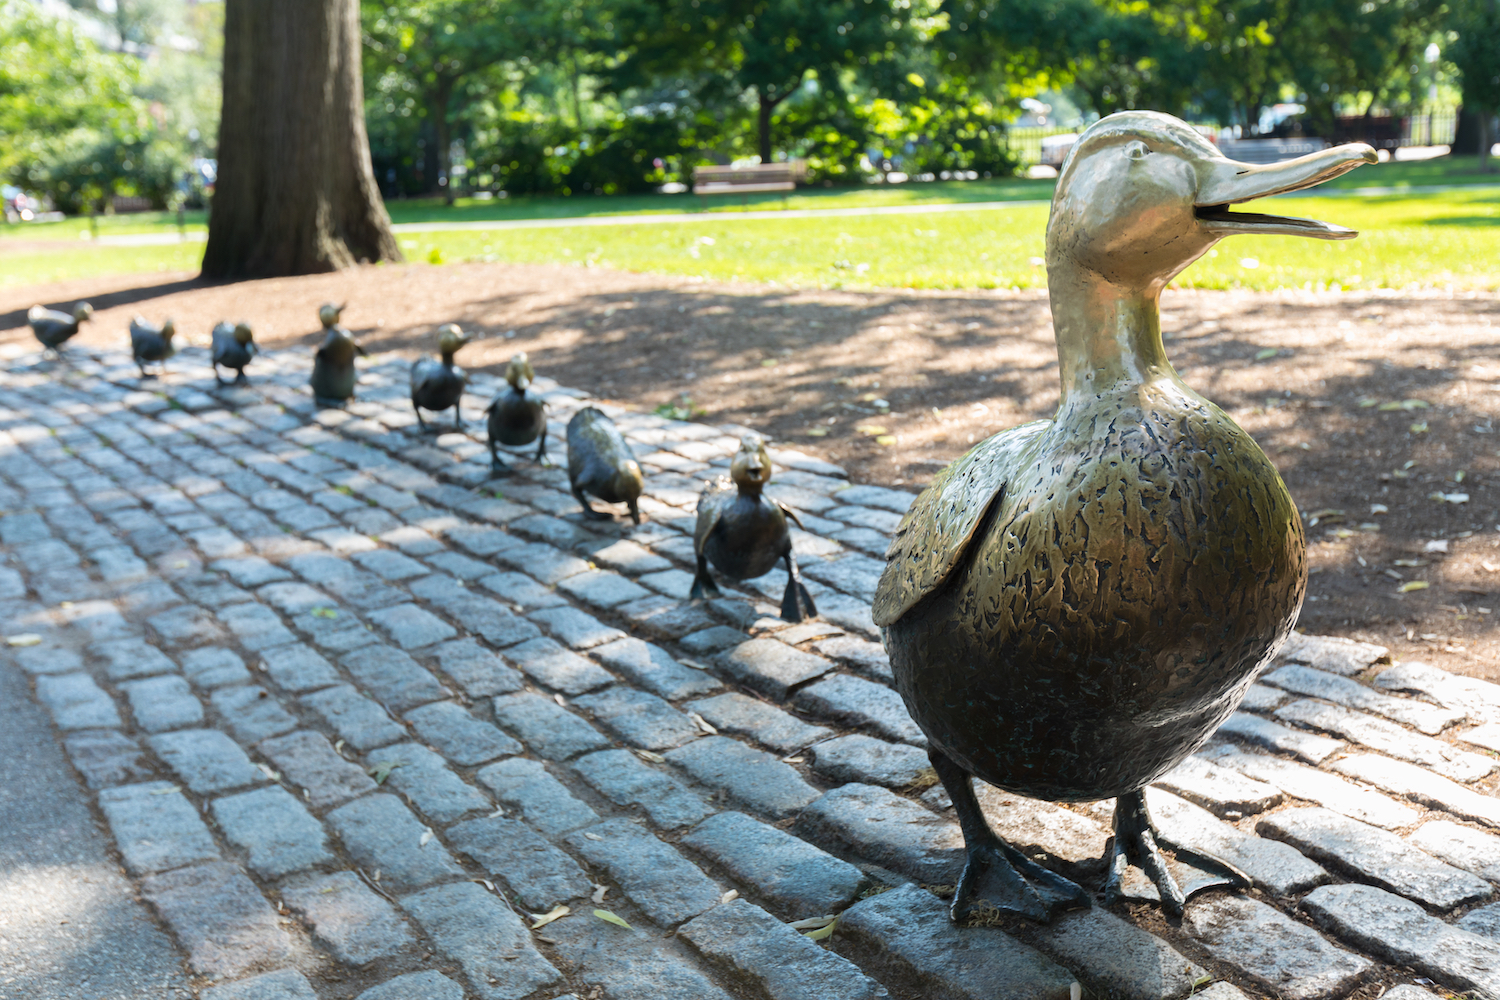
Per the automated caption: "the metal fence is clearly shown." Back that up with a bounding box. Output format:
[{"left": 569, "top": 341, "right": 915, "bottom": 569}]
[{"left": 1005, "top": 126, "right": 1085, "bottom": 166}]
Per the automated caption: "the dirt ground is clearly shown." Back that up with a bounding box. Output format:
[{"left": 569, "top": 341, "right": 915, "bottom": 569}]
[{"left": 6, "top": 261, "right": 1500, "bottom": 683}]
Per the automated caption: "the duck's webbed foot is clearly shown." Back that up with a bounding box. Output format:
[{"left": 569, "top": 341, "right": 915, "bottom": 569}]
[
  {"left": 574, "top": 488, "right": 613, "bottom": 520},
  {"left": 234, "top": 370, "right": 249, "bottom": 385},
  {"left": 931, "top": 749, "right": 1089, "bottom": 924},
  {"left": 690, "top": 556, "right": 721, "bottom": 600},
  {"left": 779, "top": 552, "right": 817, "bottom": 622},
  {"left": 1104, "top": 790, "right": 1247, "bottom": 917}
]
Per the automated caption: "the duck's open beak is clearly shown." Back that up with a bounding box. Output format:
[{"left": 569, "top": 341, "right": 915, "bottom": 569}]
[{"left": 1194, "top": 142, "right": 1377, "bottom": 240}]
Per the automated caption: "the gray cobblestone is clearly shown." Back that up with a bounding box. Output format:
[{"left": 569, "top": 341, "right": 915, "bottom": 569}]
[
  {"left": 1276, "top": 632, "right": 1389, "bottom": 676},
  {"left": 1407, "top": 820, "right": 1500, "bottom": 882},
  {"left": 201, "top": 969, "right": 318, "bottom": 1000},
  {"left": 448, "top": 815, "right": 592, "bottom": 910},
  {"left": 178, "top": 646, "right": 253, "bottom": 689},
  {"left": 12, "top": 643, "right": 81, "bottom": 675},
  {"left": 477, "top": 570, "right": 567, "bottom": 610},
  {"left": 528, "top": 605, "right": 626, "bottom": 649},
  {"left": 574, "top": 749, "right": 709, "bottom": 829},
  {"left": 678, "top": 626, "right": 750, "bottom": 655},
  {"left": 258, "top": 580, "right": 338, "bottom": 616},
  {"left": 1208, "top": 746, "right": 1418, "bottom": 829},
  {"left": 566, "top": 818, "right": 721, "bottom": 925},
  {"left": 1262, "top": 664, "right": 1464, "bottom": 734},
  {"left": 406, "top": 700, "right": 521, "bottom": 764},
  {"left": 210, "top": 684, "right": 299, "bottom": 743},
  {"left": 412, "top": 580, "right": 547, "bottom": 647},
  {"left": 427, "top": 637, "right": 524, "bottom": 697},
  {"left": 120, "top": 673, "right": 203, "bottom": 732},
  {"left": 505, "top": 637, "right": 615, "bottom": 694},
  {"left": 149, "top": 727, "right": 265, "bottom": 792},
  {"left": 492, "top": 691, "right": 610, "bottom": 759},
  {"left": 35, "top": 672, "right": 121, "bottom": 728},
  {"left": 681, "top": 811, "right": 869, "bottom": 919},
  {"left": 63, "top": 728, "right": 154, "bottom": 787},
  {"left": 592, "top": 638, "right": 720, "bottom": 700},
  {"left": 400, "top": 881, "right": 563, "bottom": 1000},
  {"left": 1144, "top": 789, "right": 1330, "bottom": 896},
  {"left": 718, "top": 639, "right": 833, "bottom": 700},
  {"left": 547, "top": 917, "right": 734, "bottom": 1000},
  {"left": 356, "top": 972, "right": 464, "bottom": 1000},
  {"left": 810, "top": 734, "right": 931, "bottom": 788},
  {"left": 666, "top": 736, "right": 820, "bottom": 819},
  {"left": 808, "top": 635, "right": 894, "bottom": 684},
  {"left": 327, "top": 793, "right": 465, "bottom": 891},
  {"left": 258, "top": 730, "right": 376, "bottom": 808},
  {"left": 794, "top": 673, "right": 925, "bottom": 746},
  {"left": 476, "top": 756, "right": 598, "bottom": 835},
  {"left": 341, "top": 643, "right": 450, "bottom": 710},
  {"left": 281, "top": 871, "right": 418, "bottom": 966},
  {"left": 617, "top": 594, "right": 718, "bottom": 639},
  {"left": 217, "top": 601, "right": 298, "bottom": 651},
  {"left": 141, "top": 861, "right": 294, "bottom": 978},
  {"left": 1329, "top": 752, "right": 1500, "bottom": 829},
  {"left": 575, "top": 686, "right": 701, "bottom": 750},
  {"left": 1276, "top": 699, "right": 1495, "bottom": 782},
  {"left": 212, "top": 784, "right": 334, "bottom": 877},
  {"left": 291, "top": 607, "right": 378, "bottom": 652},
  {"left": 683, "top": 692, "right": 834, "bottom": 754},
  {"left": 1182, "top": 895, "right": 1367, "bottom": 1000},
  {"left": 795, "top": 783, "right": 962, "bottom": 884},
  {"left": 99, "top": 780, "right": 220, "bottom": 873},
  {"left": 300, "top": 683, "right": 407, "bottom": 749},
  {"left": 681, "top": 898, "right": 883, "bottom": 1000},
  {"left": 90, "top": 637, "right": 177, "bottom": 679},
  {"left": 367, "top": 742, "right": 492, "bottom": 823},
  {"left": 1152, "top": 755, "right": 1283, "bottom": 819},
  {"left": 375, "top": 601, "right": 458, "bottom": 649},
  {"left": 1375, "top": 659, "right": 1500, "bottom": 723}
]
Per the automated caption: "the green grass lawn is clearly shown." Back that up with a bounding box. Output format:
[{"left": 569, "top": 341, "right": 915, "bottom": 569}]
[{"left": 3, "top": 157, "right": 1496, "bottom": 291}]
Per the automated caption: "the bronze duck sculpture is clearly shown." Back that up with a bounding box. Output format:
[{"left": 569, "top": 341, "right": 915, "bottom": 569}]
[
  {"left": 691, "top": 435, "right": 817, "bottom": 622},
  {"left": 567, "top": 406, "right": 643, "bottom": 524},
  {"left": 29, "top": 302, "right": 92, "bottom": 355},
  {"left": 410, "top": 323, "right": 470, "bottom": 431},
  {"left": 309, "top": 302, "right": 365, "bottom": 407},
  {"left": 211, "top": 321, "right": 257, "bottom": 385},
  {"left": 486, "top": 352, "right": 548, "bottom": 474},
  {"left": 873, "top": 111, "right": 1375, "bottom": 923},
  {"left": 129, "top": 316, "right": 176, "bottom": 378}
]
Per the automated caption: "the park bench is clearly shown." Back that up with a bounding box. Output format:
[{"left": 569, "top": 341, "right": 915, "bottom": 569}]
[{"left": 692, "top": 160, "right": 808, "bottom": 202}]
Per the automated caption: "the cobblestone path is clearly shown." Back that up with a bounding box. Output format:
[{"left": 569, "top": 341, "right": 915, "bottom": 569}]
[{"left": 2, "top": 341, "right": 1499, "bottom": 1000}]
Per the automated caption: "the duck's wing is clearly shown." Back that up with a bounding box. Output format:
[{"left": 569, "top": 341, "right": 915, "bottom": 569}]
[
  {"left": 693, "top": 477, "right": 733, "bottom": 555},
  {"left": 773, "top": 500, "right": 805, "bottom": 530},
  {"left": 872, "top": 419, "right": 1049, "bottom": 627}
]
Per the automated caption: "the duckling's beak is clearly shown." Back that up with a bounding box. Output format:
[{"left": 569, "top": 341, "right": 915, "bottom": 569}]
[{"left": 1194, "top": 142, "right": 1377, "bottom": 240}]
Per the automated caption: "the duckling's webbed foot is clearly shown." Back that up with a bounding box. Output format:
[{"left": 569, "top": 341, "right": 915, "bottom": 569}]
[
  {"left": 932, "top": 749, "right": 1089, "bottom": 924},
  {"left": 690, "top": 556, "right": 721, "bottom": 600},
  {"left": 574, "top": 488, "right": 613, "bottom": 520},
  {"left": 779, "top": 552, "right": 817, "bottom": 622},
  {"left": 1103, "top": 790, "right": 1247, "bottom": 917},
  {"left": 535, "top": 428, "right": 549, "bottom": 465}
]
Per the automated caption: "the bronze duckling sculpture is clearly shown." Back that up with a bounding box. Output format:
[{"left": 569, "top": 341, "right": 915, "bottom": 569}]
[
  {"left": 410, "top": 323, "right": 469, "bottom": 431},
  {"left": 691, "top": 435, "right": 817, "bottom": 622},
  {"left": 29, "top": 301, "right": 93, "bottom": 355},
  {"left": 486, "top": 352, "right": 548, "bottom": 474},
  {"left": 873, "top": 111, "right": 1375, "bottom": 924},
  {"left": 567, "top": 406, "right": 643, "bottom": 524},
  {"left": 129, "top": 316, "right": 176, "bottom": 378},
  {"left": 211, "top": 321, "right": 257, "bottom": 385},
  {"left": 309, "top": 302, "right": 365, "bottom": 407}
]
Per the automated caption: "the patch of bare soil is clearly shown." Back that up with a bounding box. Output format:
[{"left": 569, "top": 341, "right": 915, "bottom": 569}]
[{"left": 5, "top": 262, "right": 1500, "bottom": 682}]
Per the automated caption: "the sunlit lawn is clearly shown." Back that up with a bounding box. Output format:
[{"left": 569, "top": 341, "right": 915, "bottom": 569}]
[{"left": 3, "top": 165, "right": 1496, "bottom": 292}]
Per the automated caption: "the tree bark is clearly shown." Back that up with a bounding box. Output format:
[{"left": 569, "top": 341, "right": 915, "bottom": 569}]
[
  {"left": 758, "top": 91, "right": 774, "bottom": 164},
  {"left": 430, "top": 77, "right": 456, "bottom": 204},
  {"left": 202, "top": 0, "right": 402, "bottom": 279}
]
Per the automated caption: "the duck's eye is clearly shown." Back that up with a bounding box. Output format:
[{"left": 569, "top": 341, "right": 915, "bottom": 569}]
[{"left": 1125, "top": 141, "right": 1151, "bottom": 160}]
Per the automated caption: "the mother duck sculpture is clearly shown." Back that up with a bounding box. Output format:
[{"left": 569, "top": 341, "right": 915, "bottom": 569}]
[{"left": 873, "top": 111, "right": 1375, "bottom": 923}]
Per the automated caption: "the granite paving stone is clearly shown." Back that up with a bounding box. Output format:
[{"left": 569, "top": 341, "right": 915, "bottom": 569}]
[
  {"left": 574, "top": 686, "right": 701, "bottom": 750},
  {"left": 680, "top": 811, "right": 870, "bottom": 918},
  {"left": 300, "top": 684, "right": 408, "bottom": 750},
  {"left": 1375, "top": 659, "right": 1500, "bottom": 723},
  {"left": 326, "top": 793, "right": 465, "bottom": 891},
  {"left": 141, "top": 861, "right": 294, "bottom": 978},
  {"left": 1459, "top": 721, "right": 1500, "bottom": 752},
  {"left": 1183, "top": 895, "right": 1372, "bottom": 1000},
  {"left": 374, "top": 601, "right": 458, "bottom": 649},
  {"left": 556, "top": 569, "right": 652, "bottom": 608},
  {"left": 477, "top": 570, "right": 568, "bottom": 610},
  {"left": 836, "top": 883, "right": 1075, "bottom": 1000},
  {"left": 490, "top": 540, "right": 593, "bottom": 584},
  {"left": 617, "top": 594, "right": 719, "bottom": 639},
  {"left": 210, "top": 684, "right": 300, "bottom": 743},
  {"left": 1027, "top": 905, "right": 1209, "bottom": 1000},
  {"left": 200, "top": 969, "right": 318, "bottom": 1000},
  {"left": 35, "top": 671, "right": 122, "bottom": 729},
  {"left": 665, "top": 736, "right": 821, "bottom": 818},
  {"left": 62, "top": 728, "right": 155, "bottom": 787},
  {"left": 291, "top": 608, "right": 379, "bottom": 652},
  {"left": 810, "top": 734, "right": 933, "bottom": 788},
  {"left": 808, "top": 634, "right": 894, "bottom": 684},
  {"left": 98, "top": 781, "right": 221, "bottom": 874},
  {"left": 684, "top": 692, "right": 834, "bottom": 753},
  {"left": 1213, "top": 712, "right": 1345, "bottom": 764},
  {"left": 1207, "top": 746, "right": 1419, "bottom": 829},
  {"left": 587, "top": 539, "right": 672, "bottom": 575},
  {"left": 1275, "top": 632, "right": 1390, "bottom": 676},
  {"left": 258, "top": 642, "right": 342, "bottom": 692},
  {"left": 795, "top": 783, "right": 963, "bottom": 885},
  {"left": 1261, "top": 664, "right": 1465, "bottom": 734},
  {"left": 355, "top": 972, "right": 465, "bottom": 1000},
  {"left": 281, "top": 871, "right": 418, "bottom": 966},
  {"left": 680, "top": 898, "right": 883, "bottom": 1000},
  {"left": 1406, "top": 820, "right": 1500, "bottom": 882},
  {"left": 718, "top": 639, "right": 834, "bottom": 700},
  {"left": 366, "top": 742, "right": 492, "bottom": 824},
  {"left": 1275, "top": 699, "right": 1495, "bottom": 782},
  {"left": 147, "top": 603, "right": 228, "bottom": 648},
  {"left": 565, "top": 818, "right": 722, "bottom": 926},
  {"left": 428, "top": 637, "right": 525, "bottom": 697},
  {"left": 1144, "top": 789, "right": 1331, "bottom": 896},
  {"left": 257, "top": 730, "right": 377, "bottom": 808},
  {"left": 178, "top": 646, "right": 253, "bottom": 689},
  {"left": 678, "top": 626, "right": 750, "bottom": 655},
  {"left": 1257, "top": 807, "right": 1492, "bottom": 909},
  {"left": 794, "top": 673, "right": 925, "bottom": 746},
  {"left": 545, "top": 915, "right": 736, "bottom": 1000},
  {"left": 1458, "top": 901, "right": 1500, "bottom": 940},
  {"left": 573, "top": 749, "right": 710, "bottom": 829},
  {"left": 352, "top": 548, "right": 431, "bottom": 580},
  {"left": 212, "top": 555, "right": 292, "bottom": 587},
  {"left": 149, "top": 728, "right": 265, "bottom": 793},
  {"left": 211, "top": 785, "right": 334, "bottom": 877},
  {"left": 591, "top": 637, "right": 720, "bottom": 700},
  {"left": 408, "top": 578, "right": 543, "bottom": 647},
  {"left": 1330, "top": 752, "right": 1500, "bottom": 829},
  {"left": 1302, "top": 883, "right": 1500, "bottom": 998},
  {"left": 1152, "top": 755, "right": 1283, "bottom": 819},
  {"left": 506, "top": 636, "right": 616, "bottom": 694},
  {"left": 493, "top": 692, "right": 611, "bottom": 759},
  {"left": 405, "top": 700, "right": 522, "bottom": 764},
  {"left": 475, "top": 757, "right": 599, "bottom": 835},
  {"left": 89, "top": 637, "right": 177, "bottom": 679},
  {"left": 400, "top": 882, "right": 563, "bottom": 1000},
  {"left": 340, "top": 643, "right": 450, "bottom": 711},
  {"left": 216, "top": 601, "right": 299, "bottom": 651},
  {"left": 447, "top": 815, "right": 593, "bottom": 910},
  {"left": 528, "top": 604, "right": 626, "bottom": 649}
]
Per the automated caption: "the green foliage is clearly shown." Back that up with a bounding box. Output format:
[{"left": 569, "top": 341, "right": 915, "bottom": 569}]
[{"left": 1448, "top": 0, "right": 1500, "bottom": 112}]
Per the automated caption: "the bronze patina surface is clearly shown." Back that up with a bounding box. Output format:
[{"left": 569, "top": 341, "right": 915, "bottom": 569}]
[
  {"left": 128, "top": 316, "right": 176, "bottom": 378},
  {"left": 210, "top": 321, "right": 257, "bottom": 385},
  {"left": 486, "top": 352, "right": 548, "bottom": 474},
  {"left": 309, "top": 302, "right": 365, "bottom": 406},
  {"left": 691, "top": 435, "right": 817, "bottom": 622},
  {"left": 874, "top": 110, "right": 1375, "bottom": 923},
  {"left": 567, "top": 406, "right": 644, "bottom": 524},
  {"left": 28, "top": 302, "right": 92, "bottom": 355},
  {"left": 410, "top": 323, "right": 469, "bottom": 431}
]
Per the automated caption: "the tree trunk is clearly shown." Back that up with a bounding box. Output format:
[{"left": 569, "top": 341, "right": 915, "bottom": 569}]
[
  {"left": 1481, "top": 111, "right": 1494, "bottom": 174},
  {"left": 431, "top": 78, "right": 456, "bottom": 205},
  {"left": 757, "top": 91, "right": 777, "bottom": 164},
  {"left": 202, "top": 0, "right": 402, "bottom": 279}
]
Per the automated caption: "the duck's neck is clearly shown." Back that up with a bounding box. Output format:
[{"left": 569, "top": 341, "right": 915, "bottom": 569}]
[{"left": 1047, "top": 263, "right": 1178, "bottom": 406}]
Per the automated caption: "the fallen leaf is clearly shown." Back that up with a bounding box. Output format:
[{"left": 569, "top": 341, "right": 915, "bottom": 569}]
[
  {"left": 720, "top": 890, "right": 739, "bottom": 904},
  {"left": 149, "top": 785, "right": 181, "bottom": 795},
  {"left": 474, "top": 879, "right": 496, "bottom": 891},
  {"left": 874, "top": 435, "right": 897, "bottom": 446},
  {"left": 592, "top": 883, "right": 609, "bottom": 904},
  {"left": 788, "top": 915, "right": 838, "bottom": 930},
  {"left": 419, "top": 827, "right": 434, "bottom": 847},
  {"left": 803, "top": 915, "right": 839, "bottom": 941},
  {"left": 530, "top": 904, "right": 570, "bottom": 928},
  {"left": 310, "top": 607, "right": 339, "bottom": 619},
  {"left": 553, "top": 693, "right": 567, "bottom": 707},
  {"left": 689, "top": 712, "right": 718, "bottom": 735},
  {"left": 633, "top": 749, "right": 666, "bottom": 763},
  {"left": 854, "top": 424, "right": 888, "bottom": 436},
  {"left": 257, "top": 763, "right": 281, "bottom": 781},
  {"left": 1370, "top": 503, "right": 1389, "bottom": 514},
  {"left": 583, "top": 832, "right": 604, "bottom": 841},
  {"left": 593, "top": 909, "right": 632, "bottom": 929},
  {"left": 1425, "top": 539, "right": 1450, "bottom": 553},
  {"left": 1357, "top": 397, "right": 1379, "bottom": 408},
  {"left": 1430, "top": 492, "right": 1469, "bottom": 504},
  {"left": 1410, "top": 421, "right": 1429, "bottom": 434},
  {"left": 1254, "top": 348, "right": 1278, "bottom": 360},
  {"left": 802, "top": 427, "right": 829, "bottom": 437},
  {"left": 1400, "top": 581, "right": 1431, "bottom": 593},
  {"left": 368, "top": 761, "right": 404, "bottom": 785},
  {"left": 5, "top": 633, "right": 41, "bottom": 647}
]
